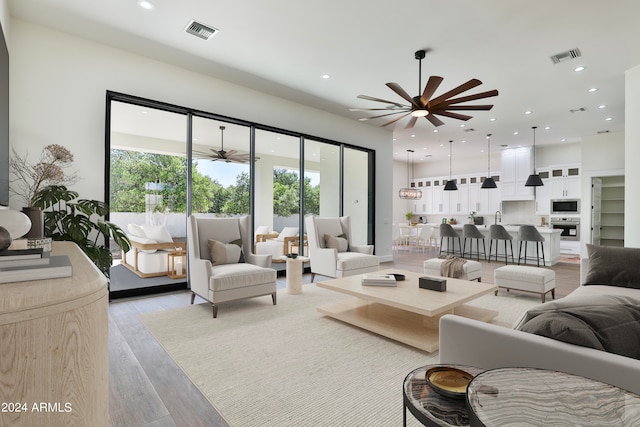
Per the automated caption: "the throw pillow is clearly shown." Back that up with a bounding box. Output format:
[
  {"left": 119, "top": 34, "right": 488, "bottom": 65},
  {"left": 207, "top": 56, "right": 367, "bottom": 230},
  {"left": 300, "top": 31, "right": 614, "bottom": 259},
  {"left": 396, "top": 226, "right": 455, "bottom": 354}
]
[
  {"left": 517, "top": 302, "right": 640, "bottom": 360},
  {"left": 277, "top": 227, "right": 299, "bottom": 242},
  {"left": 325, "top": 233, "right": 348, "bottom": 252},
  {"left": 127, "top": 223, "right": 146, "bottom": 238},
  {"left": 140, "top": 225, "right": 174, "bottom": 244},
  {"left": 208, "top": 238, "right": 245, "bottom": 266},
  {"left": 128, "top": 235, "right": 159, "bottom": 254},
  {"left": 584, "top": 244, "right": 640, "bottom": 289}
]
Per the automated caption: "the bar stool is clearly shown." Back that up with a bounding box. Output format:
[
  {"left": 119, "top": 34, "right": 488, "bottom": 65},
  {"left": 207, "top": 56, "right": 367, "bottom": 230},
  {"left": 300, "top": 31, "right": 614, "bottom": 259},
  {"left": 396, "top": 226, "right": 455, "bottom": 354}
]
[
  {"left": 462, "top": 224, "right": 487, "bottom": 261},
  {"left": 518, "top": 225, "right": 546, "bottom": 267},
  {"left": 488, "top": 224, "right": 514, "bottom": 265},
  {"left": 439, "top": 223, "right": 462, "bottom": 257}
]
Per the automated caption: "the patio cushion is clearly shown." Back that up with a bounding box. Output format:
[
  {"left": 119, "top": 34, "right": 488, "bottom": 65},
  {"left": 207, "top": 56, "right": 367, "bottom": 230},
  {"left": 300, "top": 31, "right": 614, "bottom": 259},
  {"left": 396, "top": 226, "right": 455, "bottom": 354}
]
[
  {"left": 140, "top": 224, "right": 173, "bottom": 243},
  {"left": 277, "top": 227, "right": 299, "bottom": 242},
  {"left": 209, "top": 263, "right": 277, "bottom": 291}
]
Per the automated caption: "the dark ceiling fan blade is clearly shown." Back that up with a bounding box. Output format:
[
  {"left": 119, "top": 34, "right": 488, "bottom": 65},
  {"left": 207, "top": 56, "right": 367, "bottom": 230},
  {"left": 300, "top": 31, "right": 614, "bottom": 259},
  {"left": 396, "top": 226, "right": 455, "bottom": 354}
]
[
  {"left": 210, "top": 149, "right": 222, "bottom": 156},
  {"left": 419, "top": 76, "right": 444, "bottom": 106},
  {"left": 380, "top": 112, "right": 411, "bottom": 127},
  {"left": 428, "top": 78, "right": 482, "bottom": 107},
  {"left": 358, "top": 110, "right": 410, "bottom": 121},
  {"left": 437, "top": 104, "right": 494, "bottom": 111},
  {"left": 405, "top": 116, "right": 418, "bottom": 129},
  {"left": 425, "top": 114, "right": 445, "bottom": 127},
  {"left": 225, "top": 150, "right": 238, "bottom": 157},
  {"left": 350, "top": 107, "right": 408, "bottom": 112},
  {"left": 357, "top": 94, "right": 407, "bottom": 107},
  {"left": 436, "top": 89, "right": 499, "bottom": 107},
  {"left": 386, "top": 83, "right": 421, "bottom": 107},
  {"left": 431, "top": 110, "right": 474, "bottom": 121}
]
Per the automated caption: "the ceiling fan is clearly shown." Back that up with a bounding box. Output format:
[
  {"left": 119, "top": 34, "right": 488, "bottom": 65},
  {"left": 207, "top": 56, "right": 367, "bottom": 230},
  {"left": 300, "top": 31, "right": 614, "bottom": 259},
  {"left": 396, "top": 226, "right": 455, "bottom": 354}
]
[
  {"left": 194, "top": 125, "right": 258, "bottom": 163},
  {"left": 352, "top": 50, "right": 499, "bottom": 129}
]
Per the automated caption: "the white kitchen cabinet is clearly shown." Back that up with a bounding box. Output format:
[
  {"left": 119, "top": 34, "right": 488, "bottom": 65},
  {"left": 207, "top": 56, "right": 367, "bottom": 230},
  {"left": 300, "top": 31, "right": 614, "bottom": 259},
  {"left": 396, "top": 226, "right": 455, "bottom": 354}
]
[
  {"left": 500, "top": 147, "right": 534, "bottom": 200},
  {"left": 449, "top": 176, "right": 469, "bottom": 214},
  {"left": 431, "top": 177, "right": 446, "bottom": 213},
  {"left": 413, "top": 179, "right": 432, "bottom": 214},
  {"left": 469, "top": 174, "right": 501, "bottom": 214},
  {"left": 550, "top": 165, "right": 581, "bottom": 199},
  {"left": 534, "top": 169, "right": 551, "bottom": 215}
]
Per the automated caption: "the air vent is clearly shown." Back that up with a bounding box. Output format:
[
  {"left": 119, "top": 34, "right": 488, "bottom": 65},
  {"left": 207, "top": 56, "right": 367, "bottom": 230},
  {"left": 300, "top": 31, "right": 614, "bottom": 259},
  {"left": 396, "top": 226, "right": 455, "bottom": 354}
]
[
  {"left": 570, "top": 107, "right": 587, "bottom": 113},
  {"left": 463, "top": 128, "right": 475, "bottom": 132},
  {"left": 185, "top": 20, "right": 218, "bottom": 40},
  {"left": 550, "top": 48, "right": 582, "bottom": 64},
  {"left": 597, "top": 130, "right": 610, "bottom": 134}
]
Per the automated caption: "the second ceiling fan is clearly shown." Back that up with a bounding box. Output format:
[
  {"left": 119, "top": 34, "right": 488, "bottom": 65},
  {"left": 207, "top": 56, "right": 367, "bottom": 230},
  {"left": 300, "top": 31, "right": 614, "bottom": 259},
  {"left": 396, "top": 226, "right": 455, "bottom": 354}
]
[{"left": 352, "top": 50, "right": 499, "bottom": 129}]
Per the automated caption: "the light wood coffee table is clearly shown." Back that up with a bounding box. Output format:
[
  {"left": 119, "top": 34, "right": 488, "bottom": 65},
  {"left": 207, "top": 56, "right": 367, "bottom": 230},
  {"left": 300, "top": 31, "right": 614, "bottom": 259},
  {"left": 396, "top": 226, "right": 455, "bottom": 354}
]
[{"left": 316, "top": 269, "right": 498, "bottom": 352}]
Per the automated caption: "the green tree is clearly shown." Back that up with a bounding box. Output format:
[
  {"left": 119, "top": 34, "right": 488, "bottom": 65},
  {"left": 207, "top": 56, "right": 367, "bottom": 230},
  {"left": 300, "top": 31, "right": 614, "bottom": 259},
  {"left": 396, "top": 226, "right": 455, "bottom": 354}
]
[{"left": 222, "top": 172, "right": 250, "bottom": 214}]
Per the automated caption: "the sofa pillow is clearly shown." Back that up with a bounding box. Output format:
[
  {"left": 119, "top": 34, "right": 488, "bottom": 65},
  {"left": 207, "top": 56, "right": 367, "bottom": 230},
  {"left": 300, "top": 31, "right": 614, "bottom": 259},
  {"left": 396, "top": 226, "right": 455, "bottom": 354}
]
[
  {"left": 277, "top": 227, "right": 299, "bottom": 242},
  {"left": 140, "top": 225, "right": 174, "bottom": 244},
  {"left": 517, "top": 302, "right": 640, "bottom": 360},
  {"left": 255, "top": 225, "right": 271, "bottom": 235},
  {"left": 208, "top": 238, "right": 244, "bottom": 266},
  {"left": 127, "top": 223, "right": 146, "bottom": 238},
  {"left": 584, "top": 244, "right": 640, "bottom": 289},
  {"left": 325, "top": 233, "right": 348, "bottom": 252}
]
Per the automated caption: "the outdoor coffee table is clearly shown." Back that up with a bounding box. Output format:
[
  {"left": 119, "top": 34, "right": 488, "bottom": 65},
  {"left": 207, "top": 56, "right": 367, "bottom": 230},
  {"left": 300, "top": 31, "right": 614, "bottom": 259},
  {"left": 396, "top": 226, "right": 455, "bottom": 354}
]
[{"left": 316, "top": 269, "right": 498, "bottom": 352}]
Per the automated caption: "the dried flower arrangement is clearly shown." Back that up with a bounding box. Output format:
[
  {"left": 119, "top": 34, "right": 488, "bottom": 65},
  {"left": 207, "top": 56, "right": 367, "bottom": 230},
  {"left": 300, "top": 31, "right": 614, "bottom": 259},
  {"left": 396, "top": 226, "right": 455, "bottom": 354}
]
[{"left": 9, "top": 144, "right": 79, "bottom": 207}]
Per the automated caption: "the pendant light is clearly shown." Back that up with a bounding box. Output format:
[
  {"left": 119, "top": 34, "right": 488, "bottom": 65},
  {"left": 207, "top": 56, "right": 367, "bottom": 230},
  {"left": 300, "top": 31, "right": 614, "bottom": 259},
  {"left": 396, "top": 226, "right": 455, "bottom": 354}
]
[
  {"left": 481, "top": 133, "right": 497, "bottom": 189},
  {"left": 443, "top": 140, "right": 458, "bottom": 191},
  {"left": 398, "top": 149, "right": 422, "bottom": 199},
  {"left": 525, "top": 126, "right": 544, "bottom": 187}
]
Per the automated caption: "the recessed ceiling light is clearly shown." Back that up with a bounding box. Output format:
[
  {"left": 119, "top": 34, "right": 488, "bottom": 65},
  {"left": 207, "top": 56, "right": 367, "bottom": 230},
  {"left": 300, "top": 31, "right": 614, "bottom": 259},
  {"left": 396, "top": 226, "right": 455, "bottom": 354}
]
[
  {"left": 490, "top": 117, "right": 496, "bottom": 122},
  {"left": 460, "top": 124, "right": 466, "bottom": 128},
  {"left": 544, "top": 126, "right": 551, "bottom": 130},
  {"left": 513, "top": 131, "right": 519, "bottom": 135},
  {"left": 588, "top": 87, "right": 599, "bottom": 93},
  {"left": 605, "top": 117, "right": 613, "bottom": 121},
  {"left": 137, "top": 0, "right": 155, "bottom": 10},
  {"left": 321, "top": 74, "right": 331, "bottom": 79},
  {"left": 439, "top": 143, "right": 444, "bottom": 147},
  {"left": 433, "top": 129, "right": 438, "bottom": 133},
  {"left": 561, "top": 138, "right": 566, "bottom": 142},
  {"left": 411, "top": 134, "right": 416, "bottom": 138},
  {"left": 598, "top": 104, "right": 607, "bottom": 109},
  {"left": 524, "top": 110, "right": 533, "bottom": 115},
  {"left": 574, "top": 66, "right": 586, "bottom": 72}
]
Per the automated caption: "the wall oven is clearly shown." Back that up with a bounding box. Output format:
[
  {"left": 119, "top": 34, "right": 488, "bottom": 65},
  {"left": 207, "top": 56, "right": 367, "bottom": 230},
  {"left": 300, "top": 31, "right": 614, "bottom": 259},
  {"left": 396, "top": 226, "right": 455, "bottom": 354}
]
[
  {"left": 550, "top": 217, "right": 580, "bottom": 241},
  {"left": 551, "top": 199, "right": 580, "bottom": 215}
]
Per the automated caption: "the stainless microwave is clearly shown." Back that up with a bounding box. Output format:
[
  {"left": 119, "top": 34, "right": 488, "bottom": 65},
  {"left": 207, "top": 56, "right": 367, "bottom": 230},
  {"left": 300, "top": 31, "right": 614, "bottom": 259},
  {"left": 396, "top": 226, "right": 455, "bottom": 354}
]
[{"left": 551, "top": 199, "right": 580, "bottom": 214}]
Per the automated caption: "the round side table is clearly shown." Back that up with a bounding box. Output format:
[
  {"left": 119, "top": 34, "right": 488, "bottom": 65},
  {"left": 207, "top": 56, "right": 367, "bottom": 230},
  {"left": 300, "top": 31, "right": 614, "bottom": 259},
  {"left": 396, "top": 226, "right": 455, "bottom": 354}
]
[
  {"left": 279, "top": 255, "right": 309, "bottom": 294},
  {"left": 403, "top": 364, "right": 485, "bottom": 427}
]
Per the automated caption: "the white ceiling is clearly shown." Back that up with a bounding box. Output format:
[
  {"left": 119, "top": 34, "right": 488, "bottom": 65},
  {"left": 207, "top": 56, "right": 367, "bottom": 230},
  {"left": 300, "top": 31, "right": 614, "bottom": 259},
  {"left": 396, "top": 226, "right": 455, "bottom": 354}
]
[{"left": 9, "top": 0, "right": 640, "bottom": 163}]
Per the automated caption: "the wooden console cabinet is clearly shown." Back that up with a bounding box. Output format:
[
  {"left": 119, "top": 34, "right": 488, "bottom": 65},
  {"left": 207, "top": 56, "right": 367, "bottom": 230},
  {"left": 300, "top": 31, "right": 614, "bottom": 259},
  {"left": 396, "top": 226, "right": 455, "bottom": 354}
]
[{"left": 0, "top": 242, "right": 108, "bottom": 427}]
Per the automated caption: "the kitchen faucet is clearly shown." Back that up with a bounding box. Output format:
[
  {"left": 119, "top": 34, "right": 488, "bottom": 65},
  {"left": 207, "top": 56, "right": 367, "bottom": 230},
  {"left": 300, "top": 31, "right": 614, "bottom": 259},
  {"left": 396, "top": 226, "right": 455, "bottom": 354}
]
[{"left": 494, "top": 210, "right": 502, "bottom": 224}]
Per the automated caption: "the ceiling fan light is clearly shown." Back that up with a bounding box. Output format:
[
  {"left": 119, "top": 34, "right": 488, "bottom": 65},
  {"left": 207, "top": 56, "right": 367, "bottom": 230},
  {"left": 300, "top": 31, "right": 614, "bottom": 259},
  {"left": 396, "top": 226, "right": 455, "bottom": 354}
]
[
  {"left": 525, "top": 174, "right": 544, "bottom": 187},
  {"left": 411, "top": 109, "right": 429, "bottom": 118},
  {"left": 444, "top": 180, "right": 458, "bottom": 191},
  {"left": 481, "top": 177, "right": 497, "bottom": 189}
]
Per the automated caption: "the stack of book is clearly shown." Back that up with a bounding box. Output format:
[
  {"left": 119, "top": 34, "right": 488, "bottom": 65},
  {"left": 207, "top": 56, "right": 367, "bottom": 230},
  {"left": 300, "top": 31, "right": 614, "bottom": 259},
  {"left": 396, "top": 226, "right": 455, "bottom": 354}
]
[
  {"left": 0, "top": 248, "right": 73, "bottom": 284},
  {"left": 361, "top": 273, "right": 397, "bottom": 287}
]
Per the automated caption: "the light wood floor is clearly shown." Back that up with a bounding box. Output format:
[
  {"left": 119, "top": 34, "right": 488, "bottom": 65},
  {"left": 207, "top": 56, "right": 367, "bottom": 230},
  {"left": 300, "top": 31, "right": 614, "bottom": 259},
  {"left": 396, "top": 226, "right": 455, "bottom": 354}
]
[{"left": 108, "top": 248, "right": 581, "bottom": 426}]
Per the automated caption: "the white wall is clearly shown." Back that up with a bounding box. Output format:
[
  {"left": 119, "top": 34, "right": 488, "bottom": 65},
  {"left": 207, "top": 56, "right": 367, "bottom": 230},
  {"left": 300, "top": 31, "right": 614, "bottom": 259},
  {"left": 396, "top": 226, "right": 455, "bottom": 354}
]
[
  {"left": 8, "top": 18, "right": 394, "bottom": 259},
  {"left": 625, "top": 65, "right": 640, "bottom": 247}
]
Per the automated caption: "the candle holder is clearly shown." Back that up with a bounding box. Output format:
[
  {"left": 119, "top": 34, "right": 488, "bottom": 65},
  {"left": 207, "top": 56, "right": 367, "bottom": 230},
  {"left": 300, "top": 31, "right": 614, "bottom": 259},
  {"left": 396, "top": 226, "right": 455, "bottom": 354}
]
[{"left": 167, "top": 249, "right": 186, "bottom": 279}]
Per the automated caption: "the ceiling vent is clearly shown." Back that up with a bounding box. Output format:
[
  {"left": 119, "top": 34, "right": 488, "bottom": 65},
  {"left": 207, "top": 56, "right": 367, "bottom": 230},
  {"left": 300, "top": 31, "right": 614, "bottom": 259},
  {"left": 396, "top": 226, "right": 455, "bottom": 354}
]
[
  {"left": 597, "top": 130, "right": 610, "bottom": 134},
  {"left": 185, "top": 20, "right": 218, "bottom": 40},
  {"left": 570, "top": 107, "right": 587, "bottom": 113},
  {"left": 550, "top": 48, "right": 582, "bottom": 64},
  {"left": 463, "top": 128, "right": 475, "bottom": 132}
]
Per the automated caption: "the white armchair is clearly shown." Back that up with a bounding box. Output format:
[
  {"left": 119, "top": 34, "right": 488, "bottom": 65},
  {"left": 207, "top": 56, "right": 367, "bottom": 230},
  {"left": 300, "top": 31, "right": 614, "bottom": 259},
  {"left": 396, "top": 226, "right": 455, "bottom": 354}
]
[
  {"left": 304, "top": 215, "right": 379, "bottom": 282},
  {"left": 187, "top": 215, "right": 277, "bottom": 318}
]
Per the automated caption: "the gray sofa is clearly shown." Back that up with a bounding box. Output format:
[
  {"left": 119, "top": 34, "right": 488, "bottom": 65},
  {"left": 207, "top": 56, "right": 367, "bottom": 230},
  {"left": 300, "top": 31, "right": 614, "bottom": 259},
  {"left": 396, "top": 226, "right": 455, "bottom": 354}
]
[{"left": 439, "top": 244, "right": 640, "bottom": 394}]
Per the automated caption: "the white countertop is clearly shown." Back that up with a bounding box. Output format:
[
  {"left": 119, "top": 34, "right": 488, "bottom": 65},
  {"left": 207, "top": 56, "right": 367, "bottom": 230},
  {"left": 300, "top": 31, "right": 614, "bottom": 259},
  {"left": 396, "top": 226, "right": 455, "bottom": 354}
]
[{"left": 428, "top": 223, "right": 561, "bottom": 234}]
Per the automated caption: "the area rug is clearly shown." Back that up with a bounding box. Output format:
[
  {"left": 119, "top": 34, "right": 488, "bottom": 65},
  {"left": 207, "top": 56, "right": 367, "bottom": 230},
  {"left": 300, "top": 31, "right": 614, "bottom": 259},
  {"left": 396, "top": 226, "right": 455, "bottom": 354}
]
[{"left": 138, "top": 284, "right": 539, "bottom": 427}]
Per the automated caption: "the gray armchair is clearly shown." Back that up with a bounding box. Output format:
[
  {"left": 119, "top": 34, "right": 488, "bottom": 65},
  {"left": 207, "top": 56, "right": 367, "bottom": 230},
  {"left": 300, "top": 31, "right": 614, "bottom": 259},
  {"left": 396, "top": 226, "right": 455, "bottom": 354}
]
[
  {"left": 304, "top": 215, "right": 379, "bottom": 282},
  {"left": 187, "top": 215, "right": 277, "bottom": 318}
]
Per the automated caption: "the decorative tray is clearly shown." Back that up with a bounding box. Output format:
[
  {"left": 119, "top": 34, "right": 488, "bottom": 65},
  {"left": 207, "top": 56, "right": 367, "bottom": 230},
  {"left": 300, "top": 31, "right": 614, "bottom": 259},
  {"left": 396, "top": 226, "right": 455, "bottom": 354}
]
[{"left": 425, "top": 366, "right": 474, "bottom": 399}]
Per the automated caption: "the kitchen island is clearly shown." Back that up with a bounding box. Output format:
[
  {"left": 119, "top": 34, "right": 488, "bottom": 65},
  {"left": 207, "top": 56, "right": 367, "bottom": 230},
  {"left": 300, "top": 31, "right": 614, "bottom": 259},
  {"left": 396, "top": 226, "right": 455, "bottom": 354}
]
[{"left": 432, "top": 223, "right": 562, "bottom": 266}]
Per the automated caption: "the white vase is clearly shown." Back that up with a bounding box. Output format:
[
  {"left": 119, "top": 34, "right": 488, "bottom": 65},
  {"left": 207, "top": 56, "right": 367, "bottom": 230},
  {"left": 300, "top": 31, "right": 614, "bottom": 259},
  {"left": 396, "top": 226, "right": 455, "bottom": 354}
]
[{"left": 0, "top": 209, "right": 32, "bottom": 240}]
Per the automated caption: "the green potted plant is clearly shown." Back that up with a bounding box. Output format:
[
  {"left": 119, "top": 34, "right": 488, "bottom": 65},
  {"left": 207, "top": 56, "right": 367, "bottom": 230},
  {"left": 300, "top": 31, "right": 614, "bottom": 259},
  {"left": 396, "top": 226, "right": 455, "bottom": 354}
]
[
  {"left": 32, "top": 185, "right": 130, "bottom": 277},
  {"left": 468, "top": 211, "right": 477, "bottom": 224},
  {"left": 405, "top": 211, "right": 414, "bottom": 224}
]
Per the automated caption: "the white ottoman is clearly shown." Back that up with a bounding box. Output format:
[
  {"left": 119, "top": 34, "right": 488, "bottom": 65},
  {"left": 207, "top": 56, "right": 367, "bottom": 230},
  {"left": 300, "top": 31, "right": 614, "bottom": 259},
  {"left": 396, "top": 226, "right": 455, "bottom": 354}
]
[
  {"left": 423, "top": 258, "right": 482, "bottom": 282},
  {"left": 494, "top": 265, "right": 556, "bottom": 302}
]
